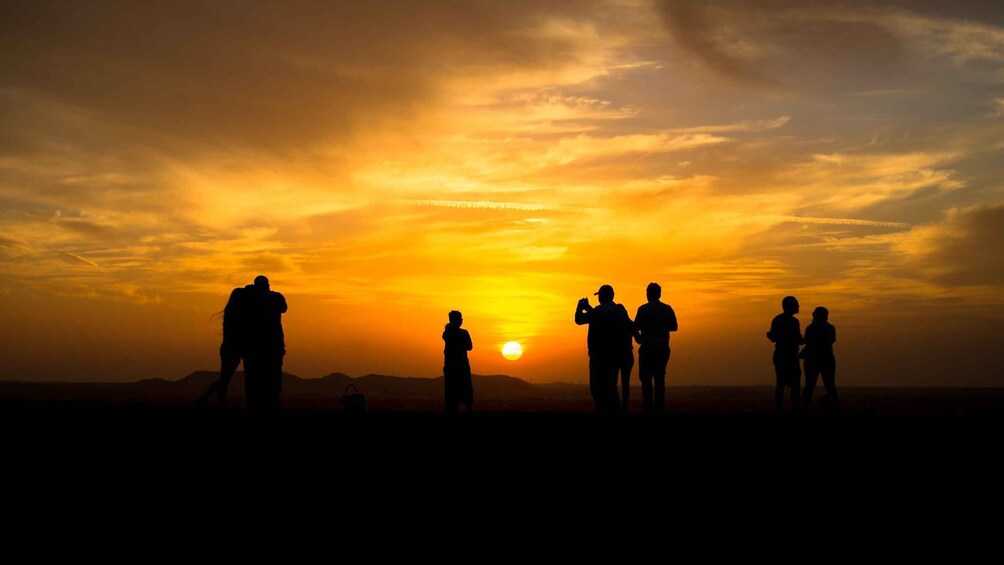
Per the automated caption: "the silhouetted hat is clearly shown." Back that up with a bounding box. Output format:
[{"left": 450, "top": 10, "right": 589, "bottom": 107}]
[{"left": 594, "top": 284, "right": 614, "bottom": 299}]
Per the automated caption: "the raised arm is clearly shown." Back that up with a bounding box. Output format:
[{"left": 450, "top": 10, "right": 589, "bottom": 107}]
[{"left": 574, "top": 299, "right": 592, "bottom": 326}]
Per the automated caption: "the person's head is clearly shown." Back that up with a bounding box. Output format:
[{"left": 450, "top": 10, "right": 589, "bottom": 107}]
[
  {"left": 594, "top": 284, "right": 614, "bottom": 304},
  {"left": 448, "top": 310, "right": 463, "bottom": 327},
  {"left": 781, "top": 295, "right": 799, "bottom": 314},
  {"left": 646, "top": 282, "right": 662, "bottom": 301},
  {"left": 254, "top": 275, "right": 270, "bottom": 292},
  {"left": 812, "top": 306, "right": 829, "bottom": 323}
]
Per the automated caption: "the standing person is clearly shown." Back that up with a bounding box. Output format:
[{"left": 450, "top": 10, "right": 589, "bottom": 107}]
[
  {"left": 197, "top": 286, "right": 247, "bottom": 408},
  {"left": 767, "top": 295, "right": 803, "bottom": 413},
  {"left": 801, "top": 306, "right": 838, "bottom": 410},
  {"left": 443, "top": 310, "right": 474, "bottom": 413},
  {"left": 242, "top": 275, "right": 287, "bottom": 411},
  {"left": 634, "top": 282, "right": 678, "bottom": 413},
  {"left": 575, "top": 285, "right": 631, "bottom": 413}
]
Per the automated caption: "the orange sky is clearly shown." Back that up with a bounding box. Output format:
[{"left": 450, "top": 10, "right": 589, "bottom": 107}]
[{"left": 1, "top": 1, "right": 1003, "bottom": 385}]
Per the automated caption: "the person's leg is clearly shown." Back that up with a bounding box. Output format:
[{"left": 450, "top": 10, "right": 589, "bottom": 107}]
[
  {"left": 605, "top": 358, "right": 621, "bottom": 413},
  {"left": 462, "top": 367, "right": 474, "bottom": 413},
  {"left": 789, "top": 359, "right": 801, "bottom": 411},
  {"left": 264, "top": 356, "right": 282, "bottom": 411},
  {"left": 588, "top": 357, "right": 603, "bottom": 412},
  {"left": 822, "top": 362, "right": 838, "bottom": 405},
  {"left": 654, "top": 348, "right": 669, "bottom": 412},
  {"left": 638, "top": 349, "right": 654, "bottom": 412},
  {"left": 620, "top": 353, "right": 634, "bottom": 412},
  {"left": 802, "top": 361, "right": 819, "bottom": 410},
  {"left": 243, "top": 356, "right": 258, "bottom": 410},
  {"left": 773, "top": 356, "right": 785, "bottom": 412}
]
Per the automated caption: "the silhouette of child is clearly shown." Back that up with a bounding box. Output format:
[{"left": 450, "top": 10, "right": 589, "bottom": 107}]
[
  {"left": 443, "top": 310, "right": 474, "bottom": 413},
  {"left": 800, "top": 306, "right": 838, "bottom": 410}
]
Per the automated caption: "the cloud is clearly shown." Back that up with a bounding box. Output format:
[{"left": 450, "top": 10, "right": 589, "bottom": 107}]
[
  {"left": 900, "top": 204, "right": 1004, "bottom": 286},
  {"left": 785, "top": 151, "right": 965, "bottom": 212},
  {"left": 668, "top": 116, "right": 791, "bottom": 134},
  {"left": 653, "top": 1, "right": 1004, "bottom": 89}
]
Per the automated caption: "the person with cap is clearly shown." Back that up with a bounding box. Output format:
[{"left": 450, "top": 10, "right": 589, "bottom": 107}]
[
  {"left": 575, "top": 284, "right": 632, "bottom": 413},
  {"left": 767, "top": 295, "right": 803, "bottom": 412},
  {"left": 634, "top": 282, "right": 678, "bottom": 413}
]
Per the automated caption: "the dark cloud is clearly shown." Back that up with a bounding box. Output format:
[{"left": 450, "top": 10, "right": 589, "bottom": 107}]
[
  {"left": 0, "top": 1, "right": 609, "bottom": 157},
  {"left": 909, "top": 204, "right": 1004, "bottom": 286},
  {"left": 653, "top": 0, "right": 1002, "bottom": 89}
]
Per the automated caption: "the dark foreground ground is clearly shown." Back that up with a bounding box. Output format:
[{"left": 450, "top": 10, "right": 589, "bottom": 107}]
[{"left": 3, "top": 399, "right": 1002, "bottom": 553}]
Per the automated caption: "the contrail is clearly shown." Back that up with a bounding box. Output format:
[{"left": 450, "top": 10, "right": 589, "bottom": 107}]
[
  {"left": 397, "top": 199, "right": 578, "bottom": 213},
  {"left": 779, "top": 216, "right": 911, "bottom": 229}
]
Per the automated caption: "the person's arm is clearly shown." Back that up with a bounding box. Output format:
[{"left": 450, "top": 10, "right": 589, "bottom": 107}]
[
  {"left": 831, "top": 326, "right": 836, "bottom": 345},
  {"left": 797, "top": 319, "right": 805, "bottom": 345},
  {"left": 273, "top": 292, "right": 288, "bottom": 313},
  {"left": 767, "top": 317, "right": 778, "bottom": 342},
  {"left": 633, "top": 307, "right": 644, "bottom": 344},
  {"left": 667, "top": 306, "right": 678, "bottom": 332},
  {"left": 575, "top": 299, "right": 592, "bottom": 325},
  {"left": 465, "top": 330, "right": 473, "bottom": 351}
]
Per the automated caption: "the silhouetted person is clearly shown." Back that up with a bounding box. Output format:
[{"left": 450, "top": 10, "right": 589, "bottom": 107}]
[
  {"left": 634, "top": 282, "right": 678, "bottom": 413},
  {"left": 767, "top": 296, "right": 803, "bottom": 412},
  {"left": 575, "top": 285, "right": 632, "bottom": 413},
  {"left": 242, "top": 275, "right": 287, "bottom": 411},
  {"left": 443, "top": 310, "right": 474, "bottom": 413},
  {"left": 198, "top": 287, "right": 247, "bottom": 408},
  {"left": 616, "top": 303, "right": 637, "bottom": 413},
  {"left": 801, "top": 306, "right": 838, "bottom": 410}
]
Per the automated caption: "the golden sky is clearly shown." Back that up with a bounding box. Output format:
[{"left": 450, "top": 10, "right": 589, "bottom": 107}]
[{"left": 1, "top": 1, "right": 1003, "bottom": 385}]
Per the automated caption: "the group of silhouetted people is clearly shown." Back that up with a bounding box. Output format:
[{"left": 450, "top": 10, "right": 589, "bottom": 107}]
[
  {"left": 768, "top": 296, "right": 839, "bottom": 412},
  {"left": 200, "top": 275, "right": 836, "bottom": 414},
  {"left": 199, "top": 275, "right": 287, "bottom": 410},
  {"left": 575, "top": 282, "right": 678, "bottom": 413}
]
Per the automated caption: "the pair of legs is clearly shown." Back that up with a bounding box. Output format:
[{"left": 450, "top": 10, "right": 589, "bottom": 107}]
[
  {"left": 444, "top": 363, "right": 473, "bottom": 413},
  {"left": 618, "top": 351, "right": 635, "bottom": 412},
  {"left": 198, "top": 343, "right": 241, "bottom": 407},
  {"left": 803, "top": 360, "right": 837, "bottom": 409},
  {"left": 773, "top": 352, "right": 801, "bottom": 412},
  {"left": 244, "top": 353, "right": 283, "bottom": 411},
  {"left": 638, "top": 346, "right": 670, "bottom": 413},
  {"left": 589, "top": 356, "right": 620, "bottom": 413}
]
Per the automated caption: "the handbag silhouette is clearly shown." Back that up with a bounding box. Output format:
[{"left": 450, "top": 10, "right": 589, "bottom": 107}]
[{"left": 340, "top": 384, "right": 367, "bottom": 413}]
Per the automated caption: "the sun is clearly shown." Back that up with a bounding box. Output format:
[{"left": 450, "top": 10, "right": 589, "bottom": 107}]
[{"left": 501, "top": 341, "right": 523, "bottom": 361}]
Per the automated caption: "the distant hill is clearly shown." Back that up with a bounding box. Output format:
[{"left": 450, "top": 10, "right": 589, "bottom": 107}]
[
  {"left": 0, "top": 371, "right": 574, "bottom": 410},
  {"left": 3, "top": 372, "right": 1004, "bottom": 413}
]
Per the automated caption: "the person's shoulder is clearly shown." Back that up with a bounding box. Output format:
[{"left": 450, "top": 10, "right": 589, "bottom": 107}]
[
  {"left": 771, "top": 313, "right": 785, "bottom": 323},
  {"left": 660, "top": 302, "right": 674, "bottom": 313}
]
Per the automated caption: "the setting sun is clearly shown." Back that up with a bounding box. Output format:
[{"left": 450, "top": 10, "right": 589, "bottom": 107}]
[{"left": 502, "top": 342, "right": 523, "bottom": 361}]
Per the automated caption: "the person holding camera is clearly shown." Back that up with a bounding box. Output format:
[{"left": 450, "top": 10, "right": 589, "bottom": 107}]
[{"left": 575, "top": 285, "right": 632, "bottom": 413}]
